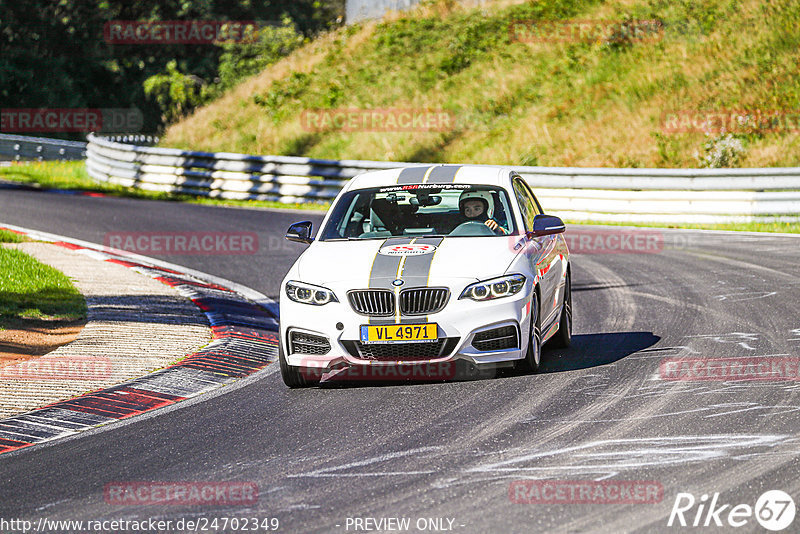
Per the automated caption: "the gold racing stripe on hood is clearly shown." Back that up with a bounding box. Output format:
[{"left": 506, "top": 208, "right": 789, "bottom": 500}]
[{"left": 393, "top": 238, "right": 415, "bottom": 323}]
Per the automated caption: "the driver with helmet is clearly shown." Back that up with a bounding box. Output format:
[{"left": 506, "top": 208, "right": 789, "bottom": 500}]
[{"left": 458, "top": 190, "right": 508, "bottom": 234}]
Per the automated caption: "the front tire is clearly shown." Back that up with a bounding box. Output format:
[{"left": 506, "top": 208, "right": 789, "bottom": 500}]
[
  {"left": 279, "top": 339, "right": 315, "bottom": 388},
  {"left": 549, "top": 270, "right": 572, "bottom": 349},
  {"left": 518, "top": 290, "right": 541, "bottom": 373}
]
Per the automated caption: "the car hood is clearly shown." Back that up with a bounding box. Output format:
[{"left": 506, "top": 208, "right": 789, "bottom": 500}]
[{"left": 296, "top": 237, "right": 520, "bottom": 286}]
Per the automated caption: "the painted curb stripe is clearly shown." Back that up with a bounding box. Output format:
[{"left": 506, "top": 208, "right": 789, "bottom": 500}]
[
  {"left": 103, "top": 257, "right": 184, "bottom": 275},
  {"left": 211, "top": 325, "right": 277, "bottom": 343},
  {"left": 51, "top": 241, "right": 83, "bottom": 250},
  {"left": 154, "top": 275, "right": 233, "bottom": 292},
  {"left": 0, "top": 438, "right": 32, "bottom": 454},
  {"left": 0, "top": 226, "right": 279, "bottom": 456},
  {"left": 126, "top": 367, "right": 234, "bottom": 397}
]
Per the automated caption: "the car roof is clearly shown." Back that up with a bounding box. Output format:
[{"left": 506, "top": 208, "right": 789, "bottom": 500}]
[{"left": 344, "top": 165, "right": 513, "bottom": 192}]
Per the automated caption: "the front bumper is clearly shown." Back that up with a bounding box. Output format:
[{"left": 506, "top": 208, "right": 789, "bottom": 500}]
[{"left": 280, "top": 286, "right": 532, "bottom": 377}]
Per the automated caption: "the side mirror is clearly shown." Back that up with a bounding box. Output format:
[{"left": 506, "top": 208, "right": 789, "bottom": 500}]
[
  {"left": 528, "top": 214, "right": 565, "bottom": 238},
  {"left": 285, "top": 221, "right": 313, "bottom": 244}
]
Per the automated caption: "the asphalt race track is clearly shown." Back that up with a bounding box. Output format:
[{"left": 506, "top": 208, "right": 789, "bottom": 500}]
[{"left": 2, "top": 186, "right": 800, "bottom": 533}]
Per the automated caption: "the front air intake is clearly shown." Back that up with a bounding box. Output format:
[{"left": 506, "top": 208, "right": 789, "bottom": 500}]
[
  {"left": 472, "top": 325, "right": 518, "bottom": 351},
  {"left": 289, "top": 331, "right": 331, "bottom": 355}
]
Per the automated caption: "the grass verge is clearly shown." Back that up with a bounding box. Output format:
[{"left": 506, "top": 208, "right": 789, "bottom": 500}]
[
  {"left": 565, "top": 219, "right": 800, "bottom": 234},
  {"left": 0, "top": 229, "right": 27, "bottom": 243},
  {"left": 162, "top": 0, "right": 800, "bottom": 168},
  {"left": 0, "top": 161, "right": 329, "bottom": 212},
  {"left": 0, "top": 247, "right": 87, "bottom": 327}
]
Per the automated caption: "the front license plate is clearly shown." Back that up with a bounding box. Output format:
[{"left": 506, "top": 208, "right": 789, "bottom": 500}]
[{"left": 360, "top": 323, "right": 438, "bottom": 344}]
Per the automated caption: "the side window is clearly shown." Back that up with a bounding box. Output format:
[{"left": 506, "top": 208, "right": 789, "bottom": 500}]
[
  {"left": 512, "top": 178, "right": 538, "bottom": 230},
  {"left": 337, "top": 195, "right": 360, "bottom": 237},
  {"left": 512, "top": 179, "right": 530, "bottom": 229},
  {"left": 521, "top": 181, "right": 544, "bottom": 216}
]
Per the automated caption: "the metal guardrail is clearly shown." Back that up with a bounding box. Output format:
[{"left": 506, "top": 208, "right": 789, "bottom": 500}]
[
  {"left": 0, "top": 134, "right": 87, "bottom": 161},
  {"left": 86, "top": 134, "right": 800, "bottom": 223},
  {"left": 346, "top": 0, "right": 422, "bottom": 23},
  {"left": 86, "top": 133, "right": 403, "bottom": 204}
]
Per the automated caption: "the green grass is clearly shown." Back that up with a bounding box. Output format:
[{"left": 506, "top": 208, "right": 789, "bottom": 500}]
[
  {"left": 566, "top": 219, "right": 800, "bottom": 234},
  {"left": 0, "top": 161, "right": 328, "bottom": 212},
  {"left": 0, "top": 229, "right": 26, "bottom": 243},
  {"left": 162, "top": 0, "right": 800, "bottom": 168},
  {"left": 1, "top": 161, "right": 100, "bottom": 191},
  {"left": 0, "top": 247, "right": 87, "bottom": 324},
  {"left": 0, "top": 161, "right": 171, "bottom": 200}
]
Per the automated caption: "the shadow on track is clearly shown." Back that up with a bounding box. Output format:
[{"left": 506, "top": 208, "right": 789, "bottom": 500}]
[
  {"left": 295, "top": 331, "right": 660, "bottom": 389},
  {"left": 541, "top": 331, "right": 660, "bottom": 373}
]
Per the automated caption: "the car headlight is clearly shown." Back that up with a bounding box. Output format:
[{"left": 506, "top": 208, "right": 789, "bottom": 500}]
[
  {"left": 459, "top": 274, "right": 526, "bottom": 301},
  {"left": 285, "top": 281, "right": 338, "bottom": 305}
]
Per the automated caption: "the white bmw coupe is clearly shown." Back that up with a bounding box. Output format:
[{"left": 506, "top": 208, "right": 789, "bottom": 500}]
[{"left": 279, "top": 165, "right": 571, "bottom": 387}]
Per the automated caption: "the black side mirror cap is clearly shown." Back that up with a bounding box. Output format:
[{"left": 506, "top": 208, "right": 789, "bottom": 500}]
[
  {"left": 285, "top": 221, "right": 313, "bottom": 244},
  {"left": 528, "top": 214, "right": 566, "bottom": 238}
]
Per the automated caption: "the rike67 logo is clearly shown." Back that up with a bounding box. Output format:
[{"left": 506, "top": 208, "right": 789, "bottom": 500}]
[{"left": 668, "top": 490, "right": 795, "bottom": 531}]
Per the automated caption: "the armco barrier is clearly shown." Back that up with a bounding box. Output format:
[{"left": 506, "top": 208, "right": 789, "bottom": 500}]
[
  {"left": 0, "top": 133, "right": 87, "bottom": 161},
  {"left": 85, "top": 134, "right": 800, "bottom": 224}
]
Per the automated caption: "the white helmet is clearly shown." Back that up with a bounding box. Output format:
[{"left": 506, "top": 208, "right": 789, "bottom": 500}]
[{"left": 459, "top": 190, "right": 494, "bottom": 219}]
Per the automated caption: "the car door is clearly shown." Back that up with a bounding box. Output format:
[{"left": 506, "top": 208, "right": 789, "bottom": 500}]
[{"left": 512, "top": 177, "right": 561, "bottom": 326}]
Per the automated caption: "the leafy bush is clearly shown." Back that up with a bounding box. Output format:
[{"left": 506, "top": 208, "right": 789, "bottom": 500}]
[
  {"left": 143, "top": 61, "right": 207, "bottom": 124},
  {"left": 216, "top": 20, "right": 306, "bottom": 91},
  {"left": 1, "top": 0, "right": 345, "bottom": 137},
  {"left": 143, "top": 21, "right": 307, "bottom": 126},
  {"left": 695, "top": 133, "right": 746, "bottom": 168}
]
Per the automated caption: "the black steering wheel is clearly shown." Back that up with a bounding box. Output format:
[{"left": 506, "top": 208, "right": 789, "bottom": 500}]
[{"left": 449, "top": 221, "right": 496, "bottom": 237}]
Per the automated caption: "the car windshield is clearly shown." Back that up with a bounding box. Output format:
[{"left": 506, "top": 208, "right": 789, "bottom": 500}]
[{"left": 320, "top": 183, "right": 517, "bottom": 240}]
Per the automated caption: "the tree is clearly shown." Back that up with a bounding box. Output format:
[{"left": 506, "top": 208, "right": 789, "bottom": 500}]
[{"left": 0, "top": 0, "right": 344, "bottom": 139}]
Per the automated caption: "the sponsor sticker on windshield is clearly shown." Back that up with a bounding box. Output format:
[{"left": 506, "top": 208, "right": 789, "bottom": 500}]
[
  {"left": 378, "top": 244, "right": 437, "bottom": 256},
  {"left": 378, "top": 184, "right": 470, "bottom": 193}
]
